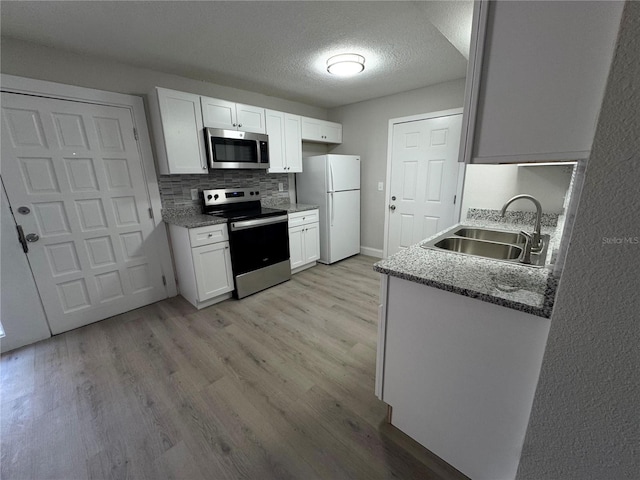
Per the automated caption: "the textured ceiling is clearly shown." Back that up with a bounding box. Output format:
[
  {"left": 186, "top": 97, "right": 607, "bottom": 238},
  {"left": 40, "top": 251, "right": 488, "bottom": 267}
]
[{"left": 1, "top": 1, "right": 472, "bottom": 108}]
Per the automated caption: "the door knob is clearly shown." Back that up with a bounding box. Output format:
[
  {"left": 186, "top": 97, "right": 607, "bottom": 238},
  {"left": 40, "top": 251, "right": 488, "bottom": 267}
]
[
  {"left": 26, "top": 233, "right": 39, "bottom": 242},
  {"left": 389, "top": 205, "right": 396, "bottom": 211}
]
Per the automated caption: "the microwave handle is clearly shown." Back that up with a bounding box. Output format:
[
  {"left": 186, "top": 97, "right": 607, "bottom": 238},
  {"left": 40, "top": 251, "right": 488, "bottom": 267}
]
[{"left": 201, "top": 130, "right": 208, "bottom": 170}]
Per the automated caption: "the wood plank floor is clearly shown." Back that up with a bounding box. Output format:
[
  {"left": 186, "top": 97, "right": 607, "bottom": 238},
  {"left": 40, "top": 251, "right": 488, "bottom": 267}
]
[{"left": 1, "top": 255, "right": 468, "bottom": 480}]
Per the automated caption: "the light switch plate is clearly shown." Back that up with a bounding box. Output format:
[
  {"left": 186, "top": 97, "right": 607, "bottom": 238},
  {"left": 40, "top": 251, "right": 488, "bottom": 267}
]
[
  {"left": 190, "top": 188, "right": 199, "bottom": 200},
  {"left": 278, "top": 182, "right": 284, "bottom": 192},
  {"left": 378, "top": 182, "right": 384, "bottom": 191}
]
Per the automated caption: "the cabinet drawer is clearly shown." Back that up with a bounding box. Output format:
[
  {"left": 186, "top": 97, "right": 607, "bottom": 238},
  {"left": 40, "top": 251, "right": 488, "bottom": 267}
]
[
  {"left": 189, "top": 223, "right": 228, "bottom": 247},
  {"left": 288, "top": 209, "right": 319, "bottom": 227}
]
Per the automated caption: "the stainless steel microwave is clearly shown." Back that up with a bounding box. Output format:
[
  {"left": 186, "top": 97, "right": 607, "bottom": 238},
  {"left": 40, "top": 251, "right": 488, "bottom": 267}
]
[{"left": 205, "top": 128, "right": 269, "bottom": 170}]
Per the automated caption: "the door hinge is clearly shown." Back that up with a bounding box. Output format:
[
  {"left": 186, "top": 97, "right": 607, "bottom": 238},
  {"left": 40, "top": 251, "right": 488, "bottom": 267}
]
[
  {"left": 162, "top": 275, "right": 167, "bottom": 286},
  {"left": 133, "top": 128, "right": 139, "bottom": 141},
  {"left": 453, "top": 195, "right": 457, "bottom": 205},
  {"left": 148, "top": 207, "right": 154, "bottom": 219}
]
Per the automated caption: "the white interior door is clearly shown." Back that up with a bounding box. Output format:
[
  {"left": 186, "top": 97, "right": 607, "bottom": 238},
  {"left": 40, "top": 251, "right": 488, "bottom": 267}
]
[
  {"left": 387, "top": 114, "right": 462, "bottom": 256},
  {"left": 1, "top": 92, "right": 167, "bottom": 334}
]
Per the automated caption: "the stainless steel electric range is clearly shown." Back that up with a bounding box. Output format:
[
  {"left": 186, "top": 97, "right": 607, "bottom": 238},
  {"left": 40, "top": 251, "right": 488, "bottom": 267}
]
[{"left": 203, "top": 188, "right": 290, "bottom": 299}]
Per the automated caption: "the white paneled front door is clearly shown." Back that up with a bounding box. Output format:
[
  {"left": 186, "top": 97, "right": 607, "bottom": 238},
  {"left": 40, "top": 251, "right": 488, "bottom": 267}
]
[
  {"left": 1, "top": 92, "right": 167, "bottom": 334},
  {"left": 387, "top": 114, "right": 462, "bottom": 256}
]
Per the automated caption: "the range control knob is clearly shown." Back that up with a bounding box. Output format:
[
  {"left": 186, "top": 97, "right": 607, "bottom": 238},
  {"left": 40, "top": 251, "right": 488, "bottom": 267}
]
[
  {"left": 255, "top": 191, "right": 259, "bottom": 195},
  {"left": 214, "top": 194, "right": 219, "bottom": 200},
  {"left": 250, "top": 191, "right": 254, "bottom": 196},
  {"left": 207, "top": 194, "right": 212, "bottom": 200}
]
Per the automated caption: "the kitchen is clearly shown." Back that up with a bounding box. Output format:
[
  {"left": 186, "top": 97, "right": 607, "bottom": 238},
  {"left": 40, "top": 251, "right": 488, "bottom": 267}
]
[{"left": 1, "top": 2, "right": 638, "bottom": 480}]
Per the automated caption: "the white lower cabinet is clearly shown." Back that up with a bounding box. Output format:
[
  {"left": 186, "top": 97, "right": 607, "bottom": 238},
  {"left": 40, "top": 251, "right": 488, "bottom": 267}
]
[
  {"left": 288, "top": 210, "right": 319, "bottom": 273},
  {"left": 377, "top": 274, "right": 552, "bottom": 480},
  {"left": 169, "top": 223, "right": 234, "bottom": 309},
  {"left": 192, "top": 242, "right": 234, "bottom": 301}
]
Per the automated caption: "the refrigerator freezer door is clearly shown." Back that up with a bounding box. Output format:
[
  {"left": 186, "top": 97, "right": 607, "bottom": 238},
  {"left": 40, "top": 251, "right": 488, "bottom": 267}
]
[
  {"left": 326, "top": 155, "right": 360, "bottom": 192},
  {"left": 323, "top": 189, "right": 360, "bottom": 264}
]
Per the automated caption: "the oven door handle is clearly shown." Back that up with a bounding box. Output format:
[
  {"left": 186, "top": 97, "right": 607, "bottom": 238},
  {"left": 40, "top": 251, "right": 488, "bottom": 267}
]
[{"left": 230, "top": 215, "right": 289, "bottom": 231}]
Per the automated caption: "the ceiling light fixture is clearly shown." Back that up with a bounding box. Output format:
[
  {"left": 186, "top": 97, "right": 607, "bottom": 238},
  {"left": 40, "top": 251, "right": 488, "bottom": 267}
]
[{"left": 326, "top": 53, "right": 365, "bottom": 77}]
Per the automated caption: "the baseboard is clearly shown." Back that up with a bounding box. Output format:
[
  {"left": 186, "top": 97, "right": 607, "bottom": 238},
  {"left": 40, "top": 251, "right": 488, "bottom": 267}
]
[{"left": 360, "top": 246, "right": 383, "bottom": 258}]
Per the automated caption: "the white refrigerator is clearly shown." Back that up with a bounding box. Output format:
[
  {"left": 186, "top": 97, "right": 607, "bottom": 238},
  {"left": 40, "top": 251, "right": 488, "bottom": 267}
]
[{"left": 296, "top": 154, "right": 360, "bottom": 264}]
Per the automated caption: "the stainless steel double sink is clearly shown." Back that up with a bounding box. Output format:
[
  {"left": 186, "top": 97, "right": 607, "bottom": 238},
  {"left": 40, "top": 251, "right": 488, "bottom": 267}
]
[{"left": 421, "top": 226, "right": 549, "bottom": 267}]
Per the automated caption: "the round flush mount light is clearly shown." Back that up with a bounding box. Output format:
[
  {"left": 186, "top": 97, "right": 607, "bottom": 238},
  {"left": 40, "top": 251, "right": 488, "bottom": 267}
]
[{"left": 326, "top": 53, "right": 365, "bottom": 77}]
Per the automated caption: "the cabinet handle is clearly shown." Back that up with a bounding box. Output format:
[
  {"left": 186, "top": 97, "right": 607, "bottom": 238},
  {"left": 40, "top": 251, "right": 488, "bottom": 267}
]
[
  {"left": 208, "top": 233, "right": 213, "bottom": 237},
  {"left": 232, "top": 123, "right": 237, "bottom": 127},
  {"left": 238, "top": 124, "right": 242, "bottom": 128}
]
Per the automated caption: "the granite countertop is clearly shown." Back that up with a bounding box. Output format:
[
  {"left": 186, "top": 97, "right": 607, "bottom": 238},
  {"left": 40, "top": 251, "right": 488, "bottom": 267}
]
[
  {"left": 161, "top": 206, "right": 227, "bottom": 228},
  {"left": 282, "top": 203, "right": 319, "bottom": 213},
  {"left": 374, "top": 214, "right": 561, "bottom": 318},
  {"left": 161, "top": 202, "right": 319, "bottom": 228}
]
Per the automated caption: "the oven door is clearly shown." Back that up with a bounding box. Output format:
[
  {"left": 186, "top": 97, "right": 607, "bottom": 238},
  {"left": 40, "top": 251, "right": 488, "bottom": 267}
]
[{"left": 228, "top": 215, "right": 290, "bottom": 299}]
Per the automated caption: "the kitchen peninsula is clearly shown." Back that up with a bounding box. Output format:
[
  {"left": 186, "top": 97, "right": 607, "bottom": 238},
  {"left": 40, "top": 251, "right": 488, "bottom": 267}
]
[{"left": 374, "top": 212, "right": 562, "bottom": 480}]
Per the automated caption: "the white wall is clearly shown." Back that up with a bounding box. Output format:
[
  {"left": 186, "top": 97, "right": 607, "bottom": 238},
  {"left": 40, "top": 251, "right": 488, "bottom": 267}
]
[
  {"left": 328, "top": 79, "right": 467, "bottom": 255},
  {"left": 461, "top": 164, "right": 574, "bottom": 218},
  {"left": 516, "top": 2, "right": 638, "bottom": 478},
  {"left": 0, "top": 37, "right": 327, "bottom": 120}
]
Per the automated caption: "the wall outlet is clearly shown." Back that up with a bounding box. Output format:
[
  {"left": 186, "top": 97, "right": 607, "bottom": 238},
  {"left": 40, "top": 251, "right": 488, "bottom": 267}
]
[
  {"left": 278, "top": 182, "right": 284, "bottom": 192},
  {"left": 378, "top": 181, "right": 384, "bottom": 191},
  {"left": 190, "top": 188, "right": 199, "bottom": 200}
]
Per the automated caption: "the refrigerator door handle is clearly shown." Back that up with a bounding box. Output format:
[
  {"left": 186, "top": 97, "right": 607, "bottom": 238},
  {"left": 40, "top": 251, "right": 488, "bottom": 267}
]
[
  {"left": 329, "top": 162, "right": 335, "bottom": 192},
  {"left": 330, "top": 192, "right": 334, "bottom": 227}
]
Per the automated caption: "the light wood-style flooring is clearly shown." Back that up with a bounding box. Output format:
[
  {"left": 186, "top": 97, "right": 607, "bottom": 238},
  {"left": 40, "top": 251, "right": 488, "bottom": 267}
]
[{"left": 1, "top": 255, "right": 468, "bottom": 480}]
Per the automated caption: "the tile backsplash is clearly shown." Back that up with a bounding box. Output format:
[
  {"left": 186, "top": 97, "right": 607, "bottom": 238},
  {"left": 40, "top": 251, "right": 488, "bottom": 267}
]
[{"left": 158, "top": 171, "right": 289, "bottom": 208}]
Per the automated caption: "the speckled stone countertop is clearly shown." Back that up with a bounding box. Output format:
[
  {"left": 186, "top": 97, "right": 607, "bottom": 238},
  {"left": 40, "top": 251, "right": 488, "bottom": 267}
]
[
  {"left": 260, "top": 198, "right": 319, "bottom": 213},
  {"left": 374, "top": 214, "right": 561, "bottom": 318},
  {"left": 282, "top": 203, "right": 319, "bottom": 213},
  {"left": 161, "top": 206, "right": 227, "bottom": 228},
  {"left": 161, "top": 202, "right": 319, "bottom": 228}
]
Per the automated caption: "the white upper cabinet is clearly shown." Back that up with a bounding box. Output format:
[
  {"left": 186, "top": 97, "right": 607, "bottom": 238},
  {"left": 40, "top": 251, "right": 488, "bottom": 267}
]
[
  {"left": 266, "top": 110, "right": 302, "bottom": 173},
  {"left": 301, "top": 117, "right": 342, "bottom": 144},
  {"left": 151, "top": 87, "right": 208, "bottom": 175},
  {"left": 201, "top": 96, "right": 266, "bottom": 134},
  {"left": 284, "top": 113, "right": 303, "bottom": 172},
  {"left": 460, "top": 1, "right": 623, "bottom": 164}
]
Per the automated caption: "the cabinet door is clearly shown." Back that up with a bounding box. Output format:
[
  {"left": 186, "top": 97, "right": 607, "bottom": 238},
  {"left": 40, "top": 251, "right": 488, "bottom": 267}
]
[
  {"left": 464, "top": 0, "right": 623, "bottom": 163},
  {"left": 303, "top": 223, "right": 320, "bottom": 263},
  {"left": 284, "top": 113, "right": 303, "bottom": 172},
  {"left": 236, "top": 104, "right": 266, "bottom": 134},
  {"left": 322, "top": 122, "right": 343, "bottom": 144},
  {"left": 301, "top": 117, "right": 323, "bottom": 142},
  {"left": 288, "top": 226, "right": 305, "bottom": 270},
  {"left": 201, "top": 97, "right": 237, "bottom": 129},
  {"left": 266, "top": 110, "right": 286, "bottom": 173},
  {"left": 192, "top": 242, "right": 234, "bottom": 301},
  {"left": 157, "top": 88, "right": 208, "bottom": 174},
  {"left": 301, "top": 117, "right": 342, "bottom": 144}
]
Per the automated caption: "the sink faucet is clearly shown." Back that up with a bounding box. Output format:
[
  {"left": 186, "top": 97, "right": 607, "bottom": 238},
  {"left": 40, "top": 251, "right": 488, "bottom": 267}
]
[{"left": 500, "top": 194, "right": 543, "bottom": 251}]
